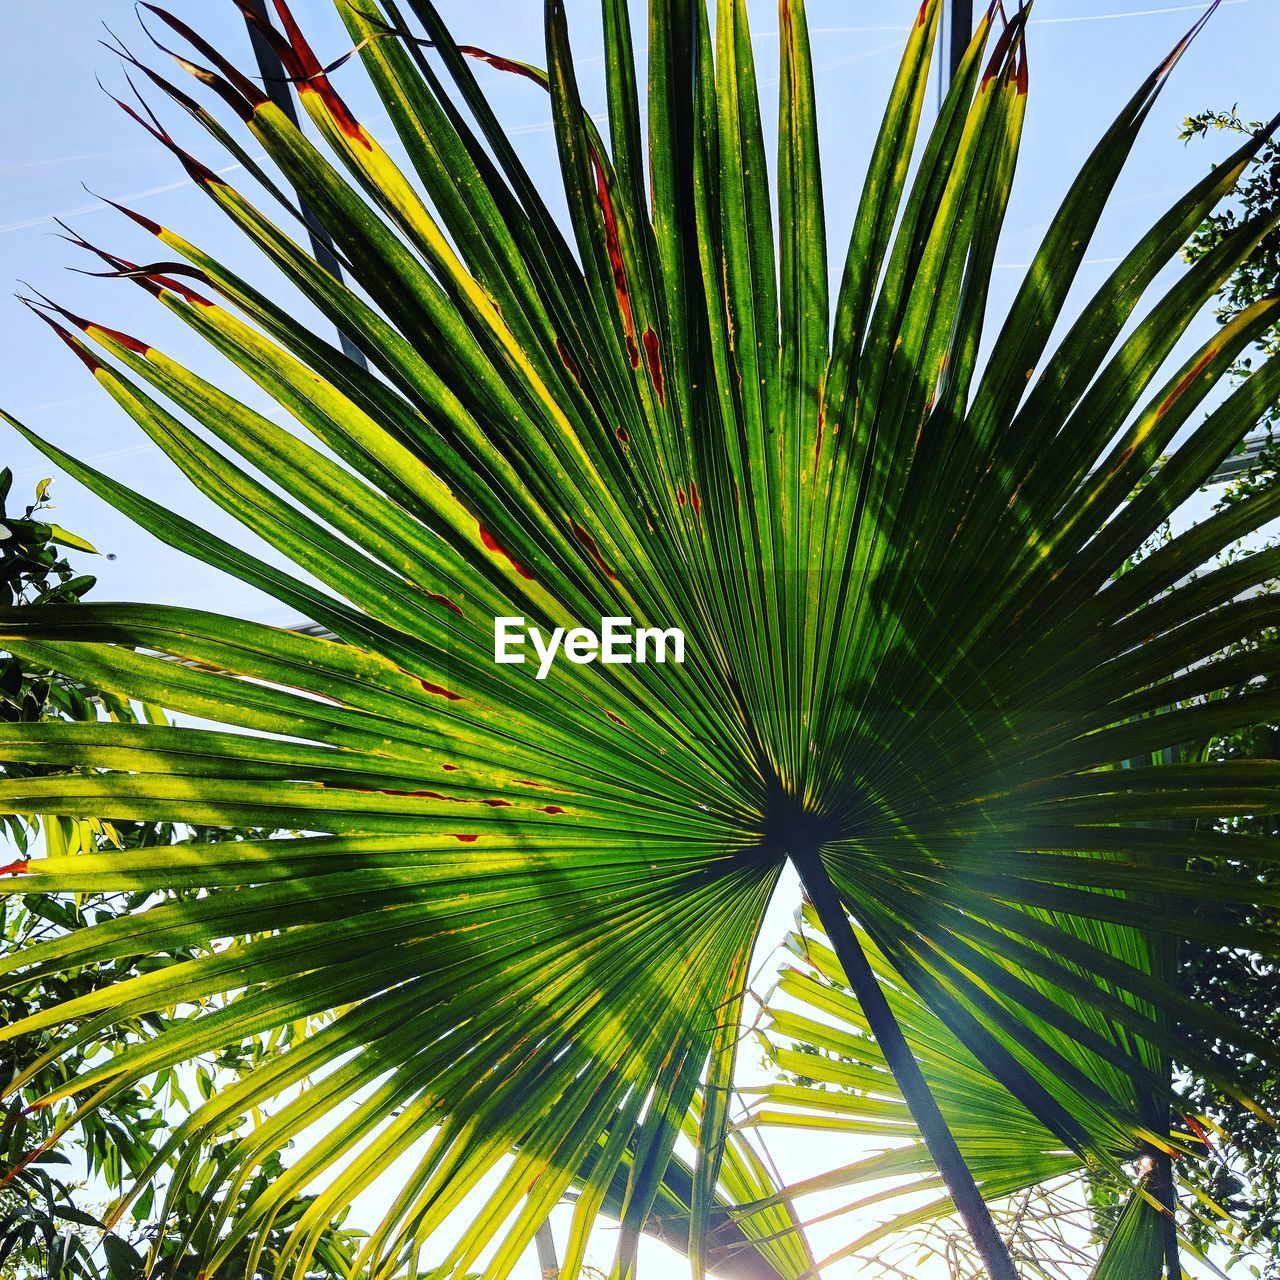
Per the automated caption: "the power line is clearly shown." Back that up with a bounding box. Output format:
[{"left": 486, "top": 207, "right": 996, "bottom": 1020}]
[
  {"left": 781, "top": 0, "right": 1253, "bottom": 38},
  {"left": 1028, "top": 0, "right": 1252, "bottom": 25}
]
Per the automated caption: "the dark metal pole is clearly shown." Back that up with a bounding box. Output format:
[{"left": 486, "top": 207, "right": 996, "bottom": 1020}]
[
  {"left": 240, "top": 0, "right": 368, "bottom": 369},
  {"left": 792, "top": 848, "right": 1021, "bottom": 1280},
  {"left": 948, "top": 0, "right": 975, "bottom": 83}
]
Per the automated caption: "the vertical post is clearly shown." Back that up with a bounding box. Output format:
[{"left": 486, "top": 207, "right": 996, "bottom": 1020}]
[
  {"left": 939, "top": 0, "right": 976, "bottom": 107},
  {"left": 949, "top": 0, "right": 975, "bottom": 81},
  {"left": 1150, "top": 1151, "right": 1181, "bottom": 1278},
  {"left": 240, "top": 0, "right": 368, "bottom": 369},
  {"left": 535, "top": 1220, "right": 559, "bottom": 1277},
  {"left": 792, "top": 848, "right": 1021, "bottom": 1280}
]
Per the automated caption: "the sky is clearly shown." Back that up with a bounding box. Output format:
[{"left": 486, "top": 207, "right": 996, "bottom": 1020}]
[
  {"left": 2, "top": 0, "right": 1279, "bottom": 1276},
  {"left": 2, "top": 0, "right": 1276, "bottom": 622}
]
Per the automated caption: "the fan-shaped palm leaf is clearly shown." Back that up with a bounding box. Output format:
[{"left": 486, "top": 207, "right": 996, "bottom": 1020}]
[
  {"left": 2, "top": 1, "right": 1279, "bottom": 1277},
  {"left": 750, "top": 905, "right": 1249, "bottom": 1276}
]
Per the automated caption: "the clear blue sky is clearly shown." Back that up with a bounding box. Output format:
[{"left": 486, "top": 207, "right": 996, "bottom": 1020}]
[{"left": 1, "top": 0, "right": 1276, "bottom": 625}]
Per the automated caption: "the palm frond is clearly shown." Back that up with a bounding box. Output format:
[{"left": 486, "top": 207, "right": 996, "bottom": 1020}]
[{"left": 1, "top": 1, "right": 1278, "bottom": 1276}]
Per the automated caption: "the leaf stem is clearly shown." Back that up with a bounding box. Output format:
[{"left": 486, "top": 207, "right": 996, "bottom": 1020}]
[{"left": 791, "top": 848, "right": 1021, "bottom": 1280}]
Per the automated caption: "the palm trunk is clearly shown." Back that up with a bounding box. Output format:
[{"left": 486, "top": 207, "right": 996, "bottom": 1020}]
[
  {"left": 1150, "top": 1151, "right": 1181, "bottom": 1279},
  {"left": 791, "top": 847, "right": 1020, "bottom": 1280}
]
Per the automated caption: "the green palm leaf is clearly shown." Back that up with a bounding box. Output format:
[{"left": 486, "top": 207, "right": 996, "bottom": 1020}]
[
  {"left": 751, "top": 906, "right": 1252, "bottom": 1276},
  {"left": 2, "top": 1, "right": 1278, "bottom": 1276}
]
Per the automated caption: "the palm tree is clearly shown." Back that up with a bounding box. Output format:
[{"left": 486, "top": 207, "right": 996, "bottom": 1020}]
[
  {"left": 1, "top": 1, "right": 1278, "bottom": 1276},
  {"left": 753, "top": 904, "right": 1232, "bottom": 1276}
]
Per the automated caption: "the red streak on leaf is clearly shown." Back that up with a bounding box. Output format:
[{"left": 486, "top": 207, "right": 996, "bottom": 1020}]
[
  {"left": 269, "top": 0, "right": 372, "bottom": 148},
  {"left": 321, "top": 783, "right": 450, "bottom": 800},
  {"left": 1184, "top": 1114, "right": 1214, "bottom": 1152},
  {"left": 916, "top": 0, "right": 929, "bottom": 26},
  {"left": 1158, "top": 347, "right": 1219, "bottom": 416},
  {"left": 442, "top": 764, "right": 460, "bottom": 772},
  {"left": 478, "top": 523, "right": 535, "bottom": 580},
  {"left": 539, "top": 805, "right": 566, "bottom": 815},
  {"left": 516, "top": 779, "right": 543, "bottom": 787},
  {"left": 458, "top": 45, "right": 543, "bottom": 84},
  {"left": 420, "top": 679, "right": 463, "bottom": 701},
  {"left": 689, "top": 482, "right": 702, "bottom": 516},
  {"left": 147, "top": 4, "right": 266, "bottom": 110},
  {"left": 42, "top": 320, "right": 102, "bottom": 372},
  {"left": 571, "top": 520, "right": 619, "bottom": 580},
  {"left": 615, "top": 426, "right": 630, "bottom": 446},
  {"left": 641, "top": 329, "right": 665, "bottom": 406},
  {"left": 0, "top": 860, "right": 30, "bottom": 877},
  {"left": 151, "top": 271, "right": 213, "bottom": 307},
  {"left": 483, "top": 798, "right": 512, "bottom": 807},
  {"left": 981, "top": 7, "right": 1026, "bottom": 92},
  {"left": 606, "top": 710, "right": 628, "bottom": 727},
  {"left": 426, "top": 591, "right": 464, "bottom": 618},
  {"left": 589, "top": 147, "right": 640, "bottom": 368},
  {"left": 36, "top": 296, "right": 150, "bottom": 360},
  {"left": 556, "top": 338, "right": 584, "bottom": 390},
  {"left": 981, "top": 33, "right": 1009, "bottom": 90},
  {"left": 676, "top": 486, "right": 687, "bottom": 508},
  {"left": 90, "top": 323, "right": 151, "bottom": 356},
  {"left": 453, "top": 834, "right": 479, "bottom": 843},
  {"left": 174, "top": 145, "right": 225, "bottom": 189},
  {"left": 106, "top": 84, "right": 225, "bottom": 182}
]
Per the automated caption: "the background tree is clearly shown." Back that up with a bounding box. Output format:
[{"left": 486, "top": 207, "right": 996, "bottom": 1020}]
[
  {"left": 754, "top": 107, "right": 1280, "bottom": 1280},
  {"left": 1174, "top": 105, "right": 1280, "bottom": 1279},
  {"left": 1181, "top": 108, "right": 1280, "bottom": 437},
  {"left": 0, "top": 474, "right": 363, "bottom": 1279}
]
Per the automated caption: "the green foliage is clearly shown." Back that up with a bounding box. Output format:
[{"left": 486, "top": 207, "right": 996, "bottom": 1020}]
[
  {"left": 1174, "top": 545, "right": 1280, "bottom": 1274},
  {"left": 1182, "top": 108, "right": 1280, "bottom": 429},
  {"left": 0, "top": 494, "right": 360, "bottom": 1278},
  {"left": 0, "top": 472, "right": 98, "bottom": 861},
  {"left": 2, "top": 2, "right": 1280, "bottom": 1277},
  {"left": 1158, "top": 103, "right": 1280, "bottom": 1276}
]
